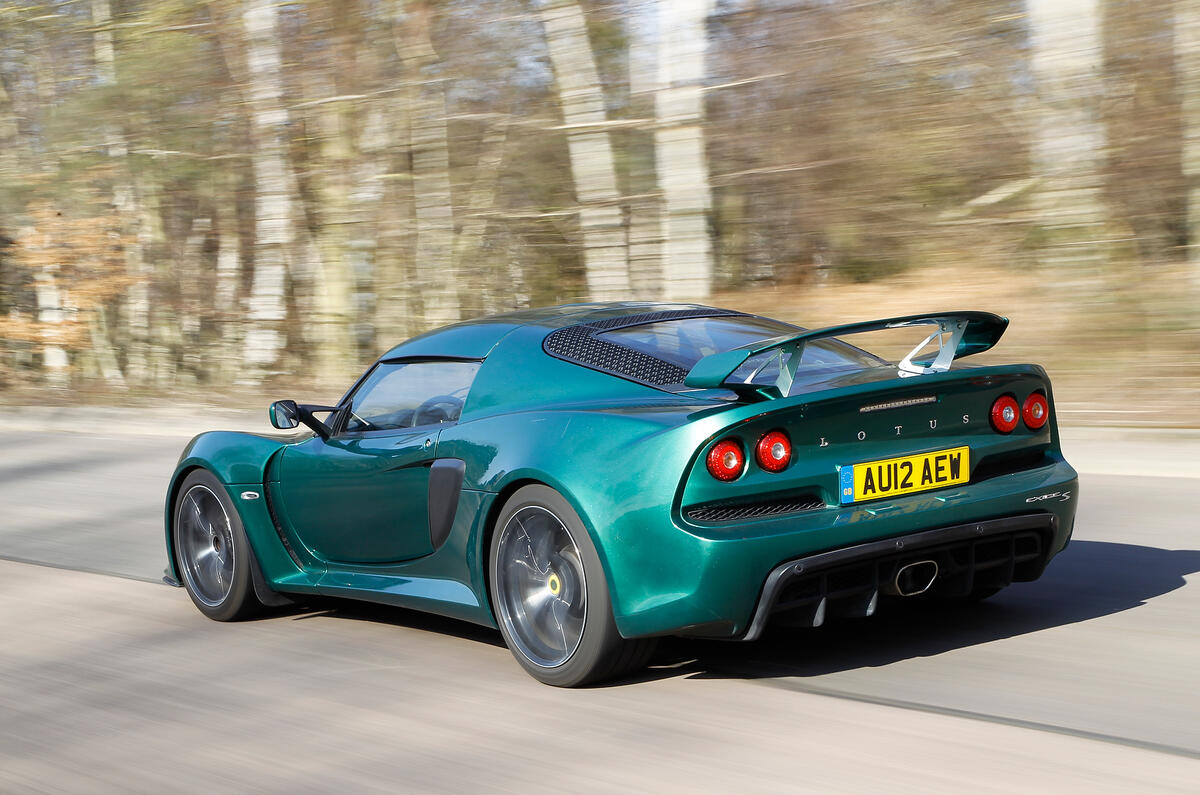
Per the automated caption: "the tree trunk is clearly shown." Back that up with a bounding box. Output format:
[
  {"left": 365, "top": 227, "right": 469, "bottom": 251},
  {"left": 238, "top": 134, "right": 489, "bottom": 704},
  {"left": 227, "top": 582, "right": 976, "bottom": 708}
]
[
  {"left": 1026, "top": 0, "right": 1111, "bottom": 272},
  {"left": 540, "top": 0, "right": 630, "bottom": 300},
  {"left": 372, "top": 90, "right": 419, "bottom": 341},
  {"left": 454, "top": 119, "right": 509, "bottom": 316},
  {"left": 0, "top": 77, "right": 20, "bottom": 178},
  {"left": 90, "top": 0, "right": 128, "bottom": 388},
  {"left": 395, "top": 1, "right": 459, "bottom": 330},
  {"left": 213, "top": 192, "right": 243, "bottom": 383},
  {"left": 627, "top": 2, "right": 664, "bottom": 299},
  {"left": 241, "top": 0, "right": 293, "bottom": 375},
  {"left": 305, "top": 85, "right": 358, "bottom": 385},
  {"left": 655, "top": 0, "right": 715, "bottom": 301},
  {"left": 1176, "top": 0, "right": 1200, "bottom": 271},
  {"left": 32, "top": 268, "right": 69, "bottom": 387}
]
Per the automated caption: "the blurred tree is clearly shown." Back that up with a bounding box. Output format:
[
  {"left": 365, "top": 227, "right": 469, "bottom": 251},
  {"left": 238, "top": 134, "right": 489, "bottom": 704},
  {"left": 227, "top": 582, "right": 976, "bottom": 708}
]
[
  {"left": 397, "top": 0, "right": 460, "bottom": 327},
  {"left": 1026, "top": 0, "right": 1113, "bottom": 270},
  {"left": 1175, "top": 0, "right": 1200, "bottom": 267},
  {"left": 10, "top": 205, "right": 132, "bottom": 387},
  {"left": 541, "top": 0, "right": 631, "bottom": 299},
  {"left": 0, "top": 0, "right": 1193, "bottom": 395},
  {"left": 655, "top": 0, "right": 714, "bottom": 300},
  {"left": 240, "top": 0, "right": 294, "bottom": 378}
]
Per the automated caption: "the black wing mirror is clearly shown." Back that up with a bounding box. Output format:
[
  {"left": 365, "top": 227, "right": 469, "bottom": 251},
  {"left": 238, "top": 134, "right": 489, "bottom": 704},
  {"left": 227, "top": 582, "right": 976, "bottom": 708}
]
[
  {"left": 268, "top": 400, "right": 336, "bottom": 439},
  {"left": 269, "top": 400, "right": 300, "bottom": 429}
]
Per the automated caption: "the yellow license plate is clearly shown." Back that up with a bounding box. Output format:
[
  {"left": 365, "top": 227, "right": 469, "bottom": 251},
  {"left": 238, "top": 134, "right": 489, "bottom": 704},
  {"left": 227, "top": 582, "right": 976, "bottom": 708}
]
[{"left": 839, "top": 446, "right": 970, "bottom": 504}]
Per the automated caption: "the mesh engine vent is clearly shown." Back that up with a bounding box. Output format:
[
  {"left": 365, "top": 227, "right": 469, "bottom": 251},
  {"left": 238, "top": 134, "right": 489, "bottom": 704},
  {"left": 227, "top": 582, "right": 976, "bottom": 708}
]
[
  {"left": 686, "top": 494, "right": 826, "bottom": 523},
  {"left": 543, "top": 308, "right": 743, "bottom": 386}
]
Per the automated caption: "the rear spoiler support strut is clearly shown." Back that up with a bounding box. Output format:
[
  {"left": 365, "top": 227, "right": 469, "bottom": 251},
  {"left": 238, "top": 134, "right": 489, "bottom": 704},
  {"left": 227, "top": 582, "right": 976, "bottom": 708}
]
[
  {"left": 897, "top": 317, "right": 969, "bottom": 377},
  {"left": 683, "top": 311, "right": 1008, "bottom": 399}
]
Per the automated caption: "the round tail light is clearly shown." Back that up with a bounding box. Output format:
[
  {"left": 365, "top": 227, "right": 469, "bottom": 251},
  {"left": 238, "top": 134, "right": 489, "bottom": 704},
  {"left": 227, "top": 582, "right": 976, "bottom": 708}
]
[
  {"left": 990, "top": 395, "right": 1020, "bottom": 434},
  {"left": 1023, "top": 393, "right": 1049, "bottom": 430},
  {"left": 706, "top": 438, "right": 745, "bottom": 481},
  {"left": 755, "top": 430, "right": 792, "bottom": 473}
]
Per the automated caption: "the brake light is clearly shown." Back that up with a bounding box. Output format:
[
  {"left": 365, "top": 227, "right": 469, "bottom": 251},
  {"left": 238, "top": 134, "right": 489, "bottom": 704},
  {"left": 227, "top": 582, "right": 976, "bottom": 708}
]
[
  {"left": 755, "top": 430, "right": 792, "bottom": 473},
  {"left": 1023, "top": 393, "right": 1049, "bottom": 430},
  {"left": 990, "top": 395, "right": 1020, "bottom": 434},
  {"left": 707, "top": 438, "right": 745, "bottom": 481}
]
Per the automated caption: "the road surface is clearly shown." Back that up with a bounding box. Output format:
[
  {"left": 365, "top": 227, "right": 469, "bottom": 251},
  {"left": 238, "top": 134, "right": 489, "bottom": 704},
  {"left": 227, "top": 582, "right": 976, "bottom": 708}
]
[{"left": 1, "top": 417, "right": 1197, "bottom": 791}]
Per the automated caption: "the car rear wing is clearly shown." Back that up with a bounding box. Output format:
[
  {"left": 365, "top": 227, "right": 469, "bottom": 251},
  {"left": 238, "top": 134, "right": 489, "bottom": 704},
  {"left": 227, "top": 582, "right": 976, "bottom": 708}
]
[{"left": 683, "top": 311, "right": 1009, "bottom": 398}]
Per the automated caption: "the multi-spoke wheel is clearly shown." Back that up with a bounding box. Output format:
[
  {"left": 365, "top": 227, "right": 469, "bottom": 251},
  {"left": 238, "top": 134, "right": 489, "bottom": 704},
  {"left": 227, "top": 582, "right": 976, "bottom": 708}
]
[
  {"left": 489, "top": 485, "right": 655, "bottom": 686},
  {"left": 173, "top": 469, "right": 261, "bottom": 621}
]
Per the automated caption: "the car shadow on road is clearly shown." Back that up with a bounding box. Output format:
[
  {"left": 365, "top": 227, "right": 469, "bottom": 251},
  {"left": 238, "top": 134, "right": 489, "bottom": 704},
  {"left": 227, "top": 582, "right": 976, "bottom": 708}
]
[
  {"left": 617, "top": 540, "right": 1200, "bottom": 686},
  {"left": 282, "top": 596, "right": 508, "bottom": 648},
  {"left": 250, "top": 540, "right": 1198, "bottom": 685}
]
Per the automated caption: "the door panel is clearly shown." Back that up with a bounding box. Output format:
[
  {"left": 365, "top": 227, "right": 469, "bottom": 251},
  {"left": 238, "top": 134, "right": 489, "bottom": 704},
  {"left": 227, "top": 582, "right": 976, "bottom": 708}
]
[{"left": 276, "top": 429, "right": 438, "bottom": 564}]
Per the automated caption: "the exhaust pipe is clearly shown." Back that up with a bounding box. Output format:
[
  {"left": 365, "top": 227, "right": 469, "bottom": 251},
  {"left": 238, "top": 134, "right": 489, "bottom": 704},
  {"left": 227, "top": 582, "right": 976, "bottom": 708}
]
[{"left": 888, "top": 559, "right": 939, "bottom": 597}]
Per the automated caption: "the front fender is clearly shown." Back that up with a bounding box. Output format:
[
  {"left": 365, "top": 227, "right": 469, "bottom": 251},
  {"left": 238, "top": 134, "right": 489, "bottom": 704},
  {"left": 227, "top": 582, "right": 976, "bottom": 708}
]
[{"left": 163, "top": 430, "right": 298, "bottom": 583}]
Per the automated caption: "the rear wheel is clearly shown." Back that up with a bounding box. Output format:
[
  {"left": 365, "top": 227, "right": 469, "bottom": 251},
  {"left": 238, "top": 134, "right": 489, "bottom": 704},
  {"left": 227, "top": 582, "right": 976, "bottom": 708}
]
[
  {"left": 173, "top": 469, "right": 261, "bottom": 621},
  {"left": 489, "top": 485, "right": 655, "bottom": 687}
]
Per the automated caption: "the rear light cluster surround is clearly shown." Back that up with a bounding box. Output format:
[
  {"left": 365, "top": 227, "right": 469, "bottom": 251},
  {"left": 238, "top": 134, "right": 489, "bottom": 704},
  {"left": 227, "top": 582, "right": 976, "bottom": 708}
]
[
  {"left": 706, "top": 439, "right": 746, "bottom": 482},
  {"left": 990, "top": 391, "right": 1049, "bottom": 434},
  {"left": 755, "top": 430, "right": 792, "bottom": 473},
  {"left": 1022, "top": 392, "right": 1049, "bottom": 430},
  {"left": 707, "top": 429, "right": 791, "bottom": 481}
]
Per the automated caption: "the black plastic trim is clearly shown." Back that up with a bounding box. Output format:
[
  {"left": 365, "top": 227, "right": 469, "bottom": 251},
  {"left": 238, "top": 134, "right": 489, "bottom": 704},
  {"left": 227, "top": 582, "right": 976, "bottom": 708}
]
[
  {"left": 262, "top": 460, "right": 306, "bottom": 570},
  {"left": 428, "top": 458, "right": 467, "bottom": 550},
  {"left": 685, "top": 493, "right": 826, "bottom": 523},
  {"left": 970, "top": 448, "right": 1053, "bottom": 484},
  {"left": 246, "top": 534, "right": 293, "bottom": 607},
  {"left": 740, "top": 513, "right": 1057, "bottom": 641}
]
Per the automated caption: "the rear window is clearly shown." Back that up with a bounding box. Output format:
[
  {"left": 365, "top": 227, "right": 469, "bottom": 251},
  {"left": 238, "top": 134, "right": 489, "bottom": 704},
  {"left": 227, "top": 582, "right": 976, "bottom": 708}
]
[{"left": 599, "top": 315, "right": 886, "bottom": 389}]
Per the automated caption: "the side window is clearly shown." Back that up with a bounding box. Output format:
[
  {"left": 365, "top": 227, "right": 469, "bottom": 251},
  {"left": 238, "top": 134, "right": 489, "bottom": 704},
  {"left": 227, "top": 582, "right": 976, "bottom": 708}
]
[{"left": 343, "top": 360, "right": 480, "bottom": 433}]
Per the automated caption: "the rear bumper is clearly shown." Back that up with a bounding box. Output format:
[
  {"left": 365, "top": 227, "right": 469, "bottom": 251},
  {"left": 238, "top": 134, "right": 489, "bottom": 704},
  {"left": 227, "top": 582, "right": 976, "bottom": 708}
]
[
  {"left": 610, "top": 456, "right": 1077, "bottom": 639},
  {"left": 740, "top": 513, "right": 1055, "bottom": 641}
]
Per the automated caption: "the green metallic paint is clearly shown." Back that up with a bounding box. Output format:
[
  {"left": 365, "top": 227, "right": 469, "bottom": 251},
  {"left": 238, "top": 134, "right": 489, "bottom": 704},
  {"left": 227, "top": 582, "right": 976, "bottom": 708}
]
[
  {"left": 164, "top": 430, "right": 301, "bottom": 584},
  {"left": 275, "top": 429, "right": 439, "bottom": 564},
  {"left": 165, "top": 303, "right": 1078, "bottom": 642}
]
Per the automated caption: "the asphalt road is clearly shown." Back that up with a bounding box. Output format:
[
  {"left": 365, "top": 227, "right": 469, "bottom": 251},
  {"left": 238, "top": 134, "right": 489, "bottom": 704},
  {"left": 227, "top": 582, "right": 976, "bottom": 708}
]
[{"left": 1, "top": 423, "right": 1198, "bottom": 791}]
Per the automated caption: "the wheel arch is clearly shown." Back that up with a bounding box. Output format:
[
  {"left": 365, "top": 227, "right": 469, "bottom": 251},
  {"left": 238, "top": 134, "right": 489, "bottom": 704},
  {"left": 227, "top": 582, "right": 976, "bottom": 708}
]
[
  {"left": 163, "top": 464, "right": 204, "bottom": 583},
  {"left": 478, "top": 474, "right": 618, "bottom": 626},
  {"left": 165, "top": 463, "right": 294, "bottom": 607},
  {"left": 163, "top": 429, "right": 294, "bottom": 593}
]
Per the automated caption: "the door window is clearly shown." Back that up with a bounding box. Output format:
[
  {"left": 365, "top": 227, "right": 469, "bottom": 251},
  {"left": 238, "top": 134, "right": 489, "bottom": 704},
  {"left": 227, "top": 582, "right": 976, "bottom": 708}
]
[{"left": 342, "top": 360, "right": 480, "bottom": 433}]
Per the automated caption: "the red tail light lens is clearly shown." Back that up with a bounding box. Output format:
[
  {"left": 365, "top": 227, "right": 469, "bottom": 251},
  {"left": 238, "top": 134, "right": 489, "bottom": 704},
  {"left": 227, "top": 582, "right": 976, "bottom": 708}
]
[
  {"left": 1023, "top": 393, "right": 1049, "bottom": 430},
  {"left": 706, "top": 438, "right": 745, "bottom": 481},
  {"left": 990, "top": 395, "right": 1020, "bottom": 434},
  {"left": 755, "top": 430, "right": 792, "bottom": 473}
]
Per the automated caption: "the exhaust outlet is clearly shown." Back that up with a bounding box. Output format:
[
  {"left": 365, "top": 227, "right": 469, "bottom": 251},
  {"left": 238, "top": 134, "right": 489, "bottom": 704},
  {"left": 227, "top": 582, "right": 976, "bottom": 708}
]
[{"left": 889, "top": 559, "right": 939, "bottom": 597}]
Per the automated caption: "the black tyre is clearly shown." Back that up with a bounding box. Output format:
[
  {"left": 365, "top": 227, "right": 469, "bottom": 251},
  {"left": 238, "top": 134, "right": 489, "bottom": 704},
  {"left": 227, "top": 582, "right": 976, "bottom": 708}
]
[
  {"left": 489, "top": 485, "right": 656, "bottom": 687},
  {"left": 173, "top": 469, "right": 261, "bottom": 621}
]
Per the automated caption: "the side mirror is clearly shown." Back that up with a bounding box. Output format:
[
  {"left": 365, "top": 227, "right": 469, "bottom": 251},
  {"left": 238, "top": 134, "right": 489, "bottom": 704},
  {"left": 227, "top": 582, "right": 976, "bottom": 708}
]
[{"left": 268, "top": 400, "right": 300, "bottom": 430}]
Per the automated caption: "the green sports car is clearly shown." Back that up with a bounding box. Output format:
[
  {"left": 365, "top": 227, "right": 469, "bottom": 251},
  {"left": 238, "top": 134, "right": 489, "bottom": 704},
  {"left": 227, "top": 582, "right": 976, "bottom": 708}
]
[{"left": 164, "top": 303, "right": 1078, "bottom": 686}]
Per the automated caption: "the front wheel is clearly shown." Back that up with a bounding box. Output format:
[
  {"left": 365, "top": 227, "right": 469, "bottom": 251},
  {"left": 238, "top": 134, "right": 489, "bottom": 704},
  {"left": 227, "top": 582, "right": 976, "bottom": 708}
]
[
  {"left": 173, "top": 469, "right": 261, "bottom": 621},
  {"left": 489, "top": 485, "right": 655, "bottom": 687}
]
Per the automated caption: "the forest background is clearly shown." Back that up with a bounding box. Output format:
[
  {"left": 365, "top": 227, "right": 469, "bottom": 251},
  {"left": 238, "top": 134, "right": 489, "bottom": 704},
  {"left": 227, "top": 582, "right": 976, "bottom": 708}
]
[{"left": 1, "top": 0, "right": 1197, "bottom": 425}]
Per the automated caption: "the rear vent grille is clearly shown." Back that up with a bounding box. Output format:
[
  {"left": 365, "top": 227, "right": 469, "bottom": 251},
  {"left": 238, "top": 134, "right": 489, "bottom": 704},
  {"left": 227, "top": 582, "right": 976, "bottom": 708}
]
[
  {"left": 686, "top": 494, "right": 826, "bottom": 523},
  {"left": 543, "top": 308, "right": 742, "bottom": 386},
  {"left": 971, "top": 448, "right": 1052, "bottom": 484}
]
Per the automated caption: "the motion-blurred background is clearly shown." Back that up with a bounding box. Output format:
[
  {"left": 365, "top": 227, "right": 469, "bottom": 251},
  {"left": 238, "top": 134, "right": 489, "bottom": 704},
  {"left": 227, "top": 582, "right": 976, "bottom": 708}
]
[{"left": 0, "top": 0, "right": 1196, "bottom": 420}]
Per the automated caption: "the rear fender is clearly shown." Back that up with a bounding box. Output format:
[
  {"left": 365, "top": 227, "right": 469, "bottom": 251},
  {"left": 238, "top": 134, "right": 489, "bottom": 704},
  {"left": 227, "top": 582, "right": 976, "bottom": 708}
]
[{"left": 436, "top": 410, "right": 723, "bottom": 634}]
